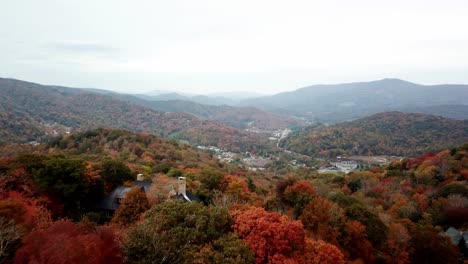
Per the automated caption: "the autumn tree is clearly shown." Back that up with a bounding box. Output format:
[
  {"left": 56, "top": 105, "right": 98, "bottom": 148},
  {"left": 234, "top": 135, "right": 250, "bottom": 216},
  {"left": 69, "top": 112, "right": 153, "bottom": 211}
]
[
  {"left": 294, "top": 238, "right": 345, "bottom": 264},
  {"left": 283, "top": 180, "right": 316, "bottom": 218},
  {"left": 112, "top": 186, "right": 150, "bottom": 227},
  {"left": 14, "top": 220, "right": 123, "bottom": 264},
  {"left": 407, "top": 223, "right": 459, "bottom": 264},
  {"left": 192, "top": 233, "right": 255, "bottom": 264},
  {"left": 275, "top": 178, "right": 296, "bottom": 204},
  {"left": 0, "top": 192, "right": 51, "bottom": 230},
  {"left": 123, "top": 201, "right": 247, "bottom": 264},
  {"left": 331, "top": 193, "right": 388, "bottom": 247},
  {"left": 299, "top": 196, "right": 345, "bottom": 245},
  {"left": 232, "top": 206, "right": 305, "bottom": 263},
  {"left": 343, "top": 220, "right": 375, "bottom": 263},
  {"left": 222, "top": 175, "right": 252, "bottom": 202},
  {"left": 381, "top": 223, "right": 411, "bottom": 264}
]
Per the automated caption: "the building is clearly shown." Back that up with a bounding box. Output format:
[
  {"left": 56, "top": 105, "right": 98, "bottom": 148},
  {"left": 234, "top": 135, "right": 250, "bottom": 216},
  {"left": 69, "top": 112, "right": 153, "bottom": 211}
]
[{"left": 97, "top": 175, "right": 200, "bottom": 212}]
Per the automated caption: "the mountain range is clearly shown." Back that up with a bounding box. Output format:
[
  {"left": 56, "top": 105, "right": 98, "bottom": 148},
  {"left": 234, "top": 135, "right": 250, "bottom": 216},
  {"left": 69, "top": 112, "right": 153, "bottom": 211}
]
[
  {"left": 240, "top": 78, "right": 468, "bottom": 123},
  {"left": 0, "top": 78, "right": 273, "bottom": 152}
]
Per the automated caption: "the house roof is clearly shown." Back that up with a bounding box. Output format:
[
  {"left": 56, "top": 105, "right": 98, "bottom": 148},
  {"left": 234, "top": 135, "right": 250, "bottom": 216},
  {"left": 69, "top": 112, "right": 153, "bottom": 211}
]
[
  {"left": 174, "top": 192, "right": 202, "bottom": 203},
  {"left": 444, "top": 227, "right": 462, "bottom": 245},
  {"left": 133, "top": 180, "right": 152, "bottom": 193},
  {"left": 97, "top": 180, "right": 151, "bottom": 211}
]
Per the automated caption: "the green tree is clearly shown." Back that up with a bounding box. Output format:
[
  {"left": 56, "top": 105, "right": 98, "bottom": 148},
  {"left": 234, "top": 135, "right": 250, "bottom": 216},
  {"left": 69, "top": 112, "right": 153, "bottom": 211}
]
[
  {"left": 100, "top": 159, "right": 134, "bottom": 185},
  {"left": 331, "top": 193, "right": 388, "bottom": 247},
  {"left": 193, "top": 233, "right": 254, "bottom": 264},
  {"left": 123, "top": 201, "right": 245, "bottom": 264},
  {"left": 33, "top": 156, "right": 89, "bottom": 216}
]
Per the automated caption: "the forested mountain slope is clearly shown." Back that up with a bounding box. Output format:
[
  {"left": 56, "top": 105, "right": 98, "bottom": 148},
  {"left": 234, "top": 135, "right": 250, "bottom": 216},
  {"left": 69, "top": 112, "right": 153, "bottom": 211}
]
[
  {"left": 282, "top": 112, "right": 468, "bottom": 157},
  {"left": 0, "top": 78, "right": 270, "bottom": 152}
]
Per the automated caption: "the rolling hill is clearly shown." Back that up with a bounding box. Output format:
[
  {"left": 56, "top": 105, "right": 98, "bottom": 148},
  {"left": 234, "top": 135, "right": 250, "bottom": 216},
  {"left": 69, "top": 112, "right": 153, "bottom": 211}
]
[
  {"left": 0, "top": 78, "right": 271, "bottom": 152},
  {"left": 138, "top": 100, "right": 307, "bottom": 131},
  {"left": 240, "top": 79, "right": 468, "bottom": 123},
  {"left": 281, "top": 112, "right": 468, "bottom": 157}
]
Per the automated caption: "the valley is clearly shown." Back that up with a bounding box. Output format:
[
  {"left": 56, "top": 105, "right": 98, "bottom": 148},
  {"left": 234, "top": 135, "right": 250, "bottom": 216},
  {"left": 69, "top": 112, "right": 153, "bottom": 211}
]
[{"left": 1, "top": 77, "right": 467, "bottom": 263}]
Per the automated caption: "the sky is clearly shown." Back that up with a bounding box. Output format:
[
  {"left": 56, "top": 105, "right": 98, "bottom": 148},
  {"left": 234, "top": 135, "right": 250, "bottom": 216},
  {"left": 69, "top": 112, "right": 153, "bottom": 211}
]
[{"left": 1, "top": 0, "right": 467, "bottom": 95}]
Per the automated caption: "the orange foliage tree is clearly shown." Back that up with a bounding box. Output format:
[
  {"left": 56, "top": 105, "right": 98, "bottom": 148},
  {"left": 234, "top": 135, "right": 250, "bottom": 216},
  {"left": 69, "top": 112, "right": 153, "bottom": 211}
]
[
  {"left": 111, "top": 187, "right": 149, "bottom": 227},
  {"left": 294, "top": 238, "right": 345, "bottom": 264},
  {"left": 299, "top": 196, "right": 345, "bottom": 245}
]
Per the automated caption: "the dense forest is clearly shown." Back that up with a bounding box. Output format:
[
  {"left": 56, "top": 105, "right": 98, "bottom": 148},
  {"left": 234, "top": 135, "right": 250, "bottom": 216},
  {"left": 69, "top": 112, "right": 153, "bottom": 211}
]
[
  {"left": 0, "top": 128, "right": 467, "bottom": 263},
  {"left": 282, "top": 112, "right": 468, "bottom": 158}
]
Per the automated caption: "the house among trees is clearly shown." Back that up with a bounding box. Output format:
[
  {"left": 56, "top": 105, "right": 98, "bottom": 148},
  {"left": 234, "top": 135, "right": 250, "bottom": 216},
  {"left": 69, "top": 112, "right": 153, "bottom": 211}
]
[
  {"left": 442, "top": 227, "right": 468, "bottom": 258},
  {"left": 97, "top": 175, "right": 200, "bottom": 212},
  {"left": 173, "top": 177, "right": 201, "bottom": 203},
  {"left": 97, "top": 174, "right": 152, "bottom": 212}
]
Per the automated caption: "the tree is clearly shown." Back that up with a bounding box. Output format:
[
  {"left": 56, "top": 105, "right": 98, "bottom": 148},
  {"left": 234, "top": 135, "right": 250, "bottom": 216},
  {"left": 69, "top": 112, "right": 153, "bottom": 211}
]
[
  {"left": 331, "top": 193, "right": 388, "bottom": 247},
  {"left": 0, "top": 217, "right": 24, "bottom": 262},
  {"left": 222, "top": 175, "right": 251, "bottom": 202},
  {"left": 123, "top": 201, "right": 238, "bottom": 264},
  {"left": 192, "top": 233, "right": 255, "bottom": 264},
  {"left": 295, "top": 238, "right": 345, "bottom": 264},
  {"left": 299, "top": 197, "right": 345, "bottom": 245},
  {"left": 381, "top": 223, "right": 411, "bottom": 264},
  {"left": 0, "top": 192, "right": 52, "bottom": 231},
  {"left": 100, "top": 159, "right": 134, "bottom": 185},
  {"left": 284, "top": 180, "right": 316, "bottom": 218},
  {"left": 343, "top": 221, "right": 375, "bottom": 263},
  {"left": 112, "top": 186, "right": 150, "bottom": 227},
  {"left": 232, "top": 207, "right": 305, "bottom": 263},
  {"left": 284, "top": 180, "right": 316, "bottom": 204},
  {"left": 199, "top": 168, "right": 225, "bottom": 191},
  {"left": 407, "top": 223, "right": 459, "bottom": 264},
  {"left": 32, "top": 156, "right": 89, "bottom": 216},
  {"left": 275, "top": 178, "right": 296, "bottom": 204},
  {"left": 14, "top": 220, "right": 123, "bottom": 264}
]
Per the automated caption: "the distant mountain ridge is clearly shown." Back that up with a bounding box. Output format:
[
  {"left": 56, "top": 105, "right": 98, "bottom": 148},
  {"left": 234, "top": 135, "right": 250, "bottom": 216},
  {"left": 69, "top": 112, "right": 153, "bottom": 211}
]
[
  {"left": 0, "top": 78, "right": 272, "bottom": 152},
  {"left": 240, "top": 78, "right": 468, "bottom": 123},
  {"left": 137, "top": 100, "right": 307, "bottom": 131},
  {"left": 282, "top": 112, "right": 468, "bottom": 157}
]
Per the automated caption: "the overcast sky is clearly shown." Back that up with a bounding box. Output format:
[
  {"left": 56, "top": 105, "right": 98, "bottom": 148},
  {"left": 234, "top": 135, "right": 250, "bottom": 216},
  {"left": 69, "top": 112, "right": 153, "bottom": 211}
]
[{"left": 1, "top": 0, "right": 467, "bottom": 94}]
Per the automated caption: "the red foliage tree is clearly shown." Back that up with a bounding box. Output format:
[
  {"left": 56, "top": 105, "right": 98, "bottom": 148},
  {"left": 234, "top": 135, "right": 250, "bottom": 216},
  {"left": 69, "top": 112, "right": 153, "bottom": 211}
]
[
  {"left": 344, "top": 220, "right": 375, "bottom": 264},
  {"left": 299, "top": 197, "right": 344, "bottom": 245},
  {"left": 232, "top": 207, "right": 305, "bottom": 263},
  {"left": 0, "top": 191, "right": 51, "bottom": 230},
  {"left": 284, "top": 180, "right": 316, "bottom": 204},
  {"left": 14, "top": 220, "right": 123, "bottom": 264}
]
